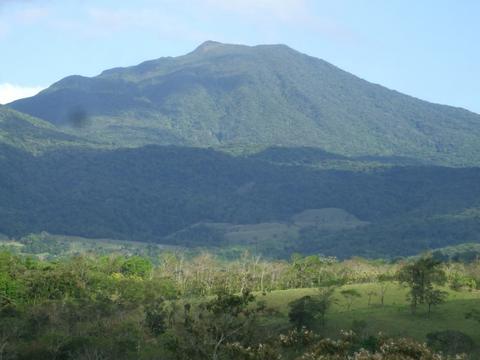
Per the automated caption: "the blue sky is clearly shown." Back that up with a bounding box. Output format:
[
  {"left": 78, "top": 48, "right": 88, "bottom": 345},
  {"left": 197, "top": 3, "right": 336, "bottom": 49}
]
[{"left": 0, "top": 0, "right": 479, "bottom": 113}]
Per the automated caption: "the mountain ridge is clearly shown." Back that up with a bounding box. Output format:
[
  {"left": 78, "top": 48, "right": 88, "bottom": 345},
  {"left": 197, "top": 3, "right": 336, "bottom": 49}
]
[{"left": 8, "top": 41, "right": 480, "bottom": 166}]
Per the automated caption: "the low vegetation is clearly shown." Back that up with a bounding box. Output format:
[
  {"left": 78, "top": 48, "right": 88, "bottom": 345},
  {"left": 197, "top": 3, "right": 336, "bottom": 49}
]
[{"left": 1, "top": 247, "right": 479, "bottom": 359}]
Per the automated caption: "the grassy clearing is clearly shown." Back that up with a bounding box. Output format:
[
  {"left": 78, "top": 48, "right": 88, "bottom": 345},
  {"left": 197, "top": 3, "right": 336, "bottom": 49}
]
[{"left": 258, "top": 282, "right": 480, "bottom": 344}]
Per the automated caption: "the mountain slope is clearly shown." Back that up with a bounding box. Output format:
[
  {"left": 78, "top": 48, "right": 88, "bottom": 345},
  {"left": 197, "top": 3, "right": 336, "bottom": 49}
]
[
  {"left": 0, "top": 106, "right": 93, "bottom": 152},
  {"left": 9, "top": 41, "right": 480, "bottom": 165}
]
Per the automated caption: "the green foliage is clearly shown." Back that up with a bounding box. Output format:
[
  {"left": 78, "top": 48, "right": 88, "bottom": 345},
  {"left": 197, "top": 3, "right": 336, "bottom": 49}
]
[
  {"left": 171, "top": 289, "right": 261, "bottom": 360},
  {"left": 0, "top": 250, "right": 478, "bottom": 359},
  {"left": 120, "top": 256, "right": 153, "bottom": 278},
  {"left": 340, "top": 288, "right": 362, "bottom": 310},
  {"left": 144, "top": 300, "right": 167, "bottom": 336},
  {"left": 19, "top": 233, "right": 69, "bottom": 255},
  {"left": 424, "top": 288, "right": 448, "bottom": 315},
  {"left": 288, "top": 287, "right": 336, "bottom": 329},
  {"left": 426, "top": 330, "right": 474, "bottom": 355},
  {"left": 449, "top": 272, "right": 477, "bottom": 292},
  {"left": 397, "top": 256, "right": 447, "bottom": 313}
]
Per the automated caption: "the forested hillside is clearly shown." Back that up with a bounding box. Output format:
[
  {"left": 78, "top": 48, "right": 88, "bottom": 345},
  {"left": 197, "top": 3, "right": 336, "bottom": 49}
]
[
  {"left": 1, "top": 142, "right": 479, "bottom": 258},
  {"left": 9, "top": 41, "right": 480, "bottom": 166},
  {"left": 0, "top": 106, "right": 93, "bottom": 152}
]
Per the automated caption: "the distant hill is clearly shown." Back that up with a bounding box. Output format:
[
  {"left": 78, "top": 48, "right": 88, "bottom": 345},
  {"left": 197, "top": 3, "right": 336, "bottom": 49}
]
[{"left": 8, "top": 41, "right": 480, "bottom": 166}]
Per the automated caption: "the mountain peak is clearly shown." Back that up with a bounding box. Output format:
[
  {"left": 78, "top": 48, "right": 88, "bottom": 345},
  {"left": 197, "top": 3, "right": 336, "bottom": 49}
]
[
  {"left": 192, "top": 41, "right": 294, "bottom": 54},
  {"left": 193, "top": 40, "right": 227, "bottom": 53}
]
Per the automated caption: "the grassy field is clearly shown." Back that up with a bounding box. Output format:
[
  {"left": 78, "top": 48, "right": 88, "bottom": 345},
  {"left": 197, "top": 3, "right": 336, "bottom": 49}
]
[{"left": 258, "top": 282, "right": 480, "bottom": 346}]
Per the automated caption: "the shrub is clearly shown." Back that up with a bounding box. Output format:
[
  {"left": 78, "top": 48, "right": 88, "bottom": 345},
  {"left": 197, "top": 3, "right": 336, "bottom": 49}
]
[{"left": 426, "top": 330, "right": 474, "bottom": 355}]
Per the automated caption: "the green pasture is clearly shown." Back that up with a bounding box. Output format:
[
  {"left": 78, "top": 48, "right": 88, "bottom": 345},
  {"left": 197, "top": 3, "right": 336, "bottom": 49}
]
[{"left": 258, "top": 282, "right": 480, "bottom": 344}]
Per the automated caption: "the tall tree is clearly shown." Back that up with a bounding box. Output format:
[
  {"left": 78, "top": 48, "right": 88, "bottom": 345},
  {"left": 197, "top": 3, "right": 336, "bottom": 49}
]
[
  {"left": 397, "top": 256, "right": 446, "bottom": 314},
  {"left": 288, "top": 287, "right": 336, "bottom": 329},
  {"left": 340, "top": 289, "right": 362, "bottom": 311}
]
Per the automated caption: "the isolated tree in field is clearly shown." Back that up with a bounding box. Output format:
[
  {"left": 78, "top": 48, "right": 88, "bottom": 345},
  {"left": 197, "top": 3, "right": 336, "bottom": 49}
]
[
  {"left": 316, "top": 287, "right": 337, "bottom": 325},
  {"left": 340, "top": 289, "right": 362, "bottom": 311},
  {"left": 288, "top": 287, "right": 336, "bottom": 328},
  {"left": 377, "top": 274, "right": 391, "bottom": 306},
  {"left": 366, "top": 290, "right": 377, "bottom": 306},
  {"left": 397, "top": 256, "right": 446, "bottom": 314}
]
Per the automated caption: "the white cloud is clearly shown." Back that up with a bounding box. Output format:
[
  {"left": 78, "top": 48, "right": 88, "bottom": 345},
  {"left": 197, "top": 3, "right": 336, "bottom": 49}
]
[{"left": 0, "top": 83, "right": 45, "bottom": 104}]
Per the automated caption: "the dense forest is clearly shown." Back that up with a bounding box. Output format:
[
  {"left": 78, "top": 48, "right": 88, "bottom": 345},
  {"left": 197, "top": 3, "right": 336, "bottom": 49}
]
[{"left": 1, "top": 142, "right": 480, "bottom": 258}]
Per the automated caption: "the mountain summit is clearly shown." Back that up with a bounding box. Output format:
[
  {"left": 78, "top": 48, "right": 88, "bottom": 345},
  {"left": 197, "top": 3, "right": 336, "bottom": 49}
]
[
  {"left": 9, "top": 41, "right": 480, "bottom": 165},
  {"left": 192, "top": 40, "right": 231, "bottom": 53}
]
